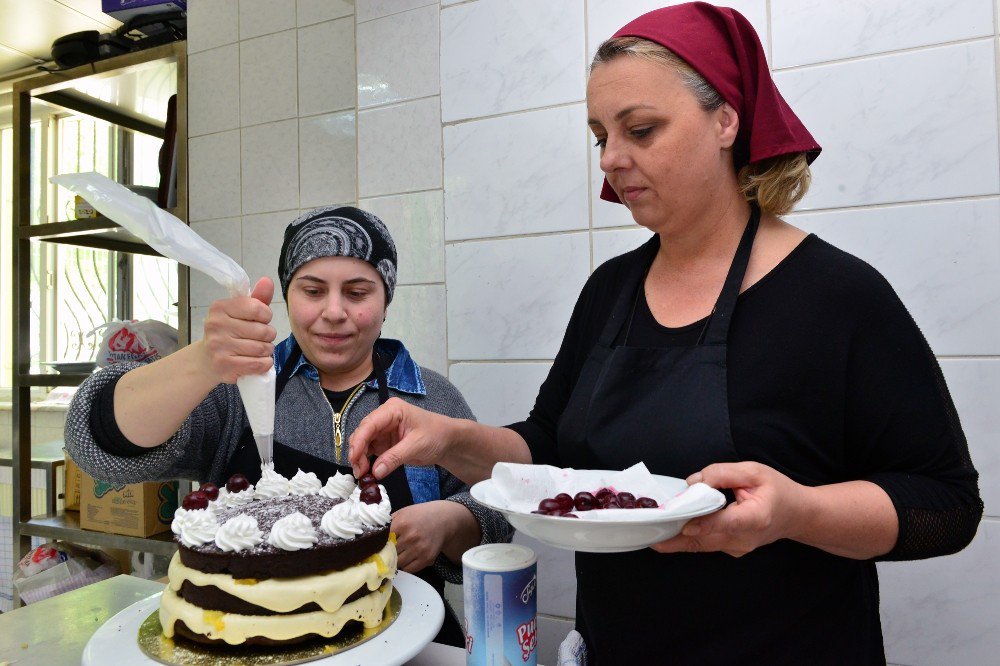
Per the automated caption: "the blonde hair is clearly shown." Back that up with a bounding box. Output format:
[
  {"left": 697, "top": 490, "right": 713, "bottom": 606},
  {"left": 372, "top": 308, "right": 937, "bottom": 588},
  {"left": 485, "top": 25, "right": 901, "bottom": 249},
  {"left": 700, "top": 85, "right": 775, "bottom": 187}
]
[{"left": 591, "top": 37, "right": 811, "bottom": 216}]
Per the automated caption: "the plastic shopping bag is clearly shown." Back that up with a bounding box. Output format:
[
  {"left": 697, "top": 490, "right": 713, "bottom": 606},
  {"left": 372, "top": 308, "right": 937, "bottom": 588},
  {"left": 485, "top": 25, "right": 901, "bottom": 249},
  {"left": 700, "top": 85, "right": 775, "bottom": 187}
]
[
  {"left": 91, "top": 319, "right": 180, "bottom": 367},
  {"left": 50, "top": 172, "right": 275, "bottom": 459}
]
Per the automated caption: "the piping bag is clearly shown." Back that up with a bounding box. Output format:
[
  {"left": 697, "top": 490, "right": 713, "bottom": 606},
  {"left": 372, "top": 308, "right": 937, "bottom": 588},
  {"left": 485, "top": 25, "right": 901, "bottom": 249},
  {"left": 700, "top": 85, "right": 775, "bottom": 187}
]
[{"left": 50, "top": 172, "right": 275, "bottom": 465}]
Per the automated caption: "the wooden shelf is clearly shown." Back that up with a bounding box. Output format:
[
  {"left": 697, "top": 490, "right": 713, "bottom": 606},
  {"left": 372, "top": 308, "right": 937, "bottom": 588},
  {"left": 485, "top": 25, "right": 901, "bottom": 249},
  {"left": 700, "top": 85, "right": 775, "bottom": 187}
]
[{"left": 20, "top": 511, "right": 177, "bottom": 558}]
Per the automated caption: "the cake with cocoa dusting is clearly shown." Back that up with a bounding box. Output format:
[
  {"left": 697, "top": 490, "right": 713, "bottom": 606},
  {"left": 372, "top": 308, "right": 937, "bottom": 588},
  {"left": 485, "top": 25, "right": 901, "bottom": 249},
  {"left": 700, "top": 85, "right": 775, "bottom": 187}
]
[{"left": 158, "top": 466, "right": 397, "bottom": 647}]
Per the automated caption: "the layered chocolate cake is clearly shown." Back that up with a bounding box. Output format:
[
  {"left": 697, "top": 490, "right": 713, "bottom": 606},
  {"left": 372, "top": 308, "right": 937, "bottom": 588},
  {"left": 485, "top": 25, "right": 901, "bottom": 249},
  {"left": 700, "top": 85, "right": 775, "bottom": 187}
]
[{"left": 159, "top": 466, "right": 397, "bottom": 646}]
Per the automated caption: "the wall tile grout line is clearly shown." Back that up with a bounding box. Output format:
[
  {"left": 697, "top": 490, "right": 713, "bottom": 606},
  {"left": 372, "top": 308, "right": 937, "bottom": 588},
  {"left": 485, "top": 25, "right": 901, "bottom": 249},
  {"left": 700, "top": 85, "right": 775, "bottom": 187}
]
[
  {"left": 441, "top": 98, "right": 587, "bottom": 129},
  {"left": 772, "top": 34, "right": 995, "bottom": 73},
  {"left": 445, "top": 228, "right": 592, "bottom": 246},
  {"left": 583, "top": 0, "right": 594, "bottom": 274},
  {"left": 356, "top": 1, "right": 438, "bottom": 26}
]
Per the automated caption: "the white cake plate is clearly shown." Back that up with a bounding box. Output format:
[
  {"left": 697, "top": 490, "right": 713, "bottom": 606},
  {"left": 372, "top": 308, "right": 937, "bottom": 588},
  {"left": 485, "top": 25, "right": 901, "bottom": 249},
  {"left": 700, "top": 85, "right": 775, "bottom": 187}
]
[{"left": 81, "top": 571, "right": 444, "bottom": 666}]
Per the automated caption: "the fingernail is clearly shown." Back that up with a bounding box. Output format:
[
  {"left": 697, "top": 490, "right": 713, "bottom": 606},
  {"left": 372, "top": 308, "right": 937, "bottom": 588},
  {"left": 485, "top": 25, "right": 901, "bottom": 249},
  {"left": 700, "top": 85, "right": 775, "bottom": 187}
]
[
  {"left": 373, "top": 463, "right": 386, "bottom": 479},
  {"left": 683, "top": 523, "right": 701, "bottom": 536},
  {"left": 687, "top": 472, "right": 703, "bottom": 484}
]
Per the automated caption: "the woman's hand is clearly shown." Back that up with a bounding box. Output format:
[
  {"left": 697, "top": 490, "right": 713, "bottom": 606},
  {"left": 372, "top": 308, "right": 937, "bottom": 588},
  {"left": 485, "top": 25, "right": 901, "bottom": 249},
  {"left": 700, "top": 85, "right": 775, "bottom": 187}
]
[
  {"left": 391, "top": 501, "right": 465, "bottom": 573},
  {"left": 349, "top": 398, "right": 455, "bottom": 479},
  {"left": 651, "top": 461, "right": 808, "bottom": 558},
  {"left": 198, "top": 276, "right": 277, "bottom": 384}
]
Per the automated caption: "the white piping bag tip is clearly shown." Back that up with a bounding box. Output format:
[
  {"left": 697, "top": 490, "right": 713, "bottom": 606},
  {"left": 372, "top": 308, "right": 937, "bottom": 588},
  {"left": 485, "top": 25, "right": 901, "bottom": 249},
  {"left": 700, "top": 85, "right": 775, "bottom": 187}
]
[{"left": 254, "top": 433, "right": 274, "bottom": 466}]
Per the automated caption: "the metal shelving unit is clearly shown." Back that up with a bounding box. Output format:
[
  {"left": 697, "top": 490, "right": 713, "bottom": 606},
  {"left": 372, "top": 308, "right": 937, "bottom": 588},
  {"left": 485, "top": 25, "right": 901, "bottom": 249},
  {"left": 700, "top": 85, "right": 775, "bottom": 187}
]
[
  {"left": 19, "top": 511, "right": 178, "bottom": 558},
  {"left": 10, "top": 42, "right": 189, "bottom": 595}
]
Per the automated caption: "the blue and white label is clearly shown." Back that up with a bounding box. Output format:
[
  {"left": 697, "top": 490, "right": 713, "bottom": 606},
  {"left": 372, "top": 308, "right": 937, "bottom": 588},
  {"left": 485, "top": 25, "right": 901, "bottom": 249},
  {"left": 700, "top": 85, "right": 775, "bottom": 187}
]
[{"left": 463, "top": 544, "right": 537, "bottom": 666}]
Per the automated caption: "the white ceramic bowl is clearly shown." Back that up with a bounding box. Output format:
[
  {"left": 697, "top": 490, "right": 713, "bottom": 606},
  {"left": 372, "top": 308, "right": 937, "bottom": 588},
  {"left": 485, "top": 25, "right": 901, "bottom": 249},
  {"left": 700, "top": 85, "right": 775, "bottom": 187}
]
[{"left": 471, "top": 472, "right": 726, "bottom": 553}]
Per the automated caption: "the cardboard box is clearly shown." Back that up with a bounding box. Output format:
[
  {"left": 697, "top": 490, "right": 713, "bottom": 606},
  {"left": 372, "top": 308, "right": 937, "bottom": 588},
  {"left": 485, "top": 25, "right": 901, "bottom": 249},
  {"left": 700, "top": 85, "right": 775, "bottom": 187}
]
[
  {"left": 102, "top": 0, "right": 186, "bottom": 22},
  {"left": 80, "top": 476, "right": 178, "bottom": 537},
  {"left": 64, "top": 454, "right": 82, "bottom": 511}
]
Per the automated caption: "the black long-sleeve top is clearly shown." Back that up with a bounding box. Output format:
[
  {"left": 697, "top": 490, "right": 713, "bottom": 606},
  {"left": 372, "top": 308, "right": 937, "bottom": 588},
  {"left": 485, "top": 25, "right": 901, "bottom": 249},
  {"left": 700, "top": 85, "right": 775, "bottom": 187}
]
[
  {"left": 510, "top": 234, "right": 981, "bottom": 561},
  {"left": 506, "top": 234, "right": 982, "bottom": 664}
]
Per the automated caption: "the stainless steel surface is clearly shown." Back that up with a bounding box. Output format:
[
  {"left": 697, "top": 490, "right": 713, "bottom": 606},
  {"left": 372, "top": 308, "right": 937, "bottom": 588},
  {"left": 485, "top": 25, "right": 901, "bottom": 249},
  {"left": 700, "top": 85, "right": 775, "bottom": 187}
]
[
  {"left": 20, "top": 511, "right": 179, "bottom": 558},
  {"left": 0, "top": 574, "right": 162, "bottom": 663},
  {"left": 0, "top": 576, "right": 467, "bottom": 665}
]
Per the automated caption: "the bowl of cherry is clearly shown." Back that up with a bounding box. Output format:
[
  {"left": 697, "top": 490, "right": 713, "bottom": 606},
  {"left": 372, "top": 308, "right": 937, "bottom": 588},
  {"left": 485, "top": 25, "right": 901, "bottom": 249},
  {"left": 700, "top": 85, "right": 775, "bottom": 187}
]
[{"left": 471, "top": 473, "right": 726, "bottom": 553}]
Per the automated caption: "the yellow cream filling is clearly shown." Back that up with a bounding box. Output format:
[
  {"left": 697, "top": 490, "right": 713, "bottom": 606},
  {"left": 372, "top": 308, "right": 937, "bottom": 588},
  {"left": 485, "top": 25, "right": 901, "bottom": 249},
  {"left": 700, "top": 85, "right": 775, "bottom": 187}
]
[
  {"left": 167, "top": 539, "right": 397, "bottom": 614},
  {"left": 160, "top": 582, "right": 393, "bottom": 645},
  {"left": 202, "top": 610, "right": 225, "bottom": 632}
]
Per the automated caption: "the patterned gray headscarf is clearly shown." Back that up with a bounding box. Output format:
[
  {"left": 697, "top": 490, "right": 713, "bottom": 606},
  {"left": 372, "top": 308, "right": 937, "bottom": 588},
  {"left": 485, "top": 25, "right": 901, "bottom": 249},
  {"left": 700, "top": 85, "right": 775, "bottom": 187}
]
[{"left": 278, "top": 206, "right": 398, "bottom": 303}]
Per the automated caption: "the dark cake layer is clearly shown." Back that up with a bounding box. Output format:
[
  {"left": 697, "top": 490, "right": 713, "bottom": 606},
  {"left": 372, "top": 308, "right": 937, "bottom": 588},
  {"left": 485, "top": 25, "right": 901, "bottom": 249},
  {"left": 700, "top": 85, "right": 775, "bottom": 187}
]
[
  {"left": 173, "top": 619, "right": 364, "bottom": 647},
  {"left": 176, "top": 494, "right": 390, "bottom": 578},
  {"left": 177, "top": 579, "right": 382, "bottom": 616}
]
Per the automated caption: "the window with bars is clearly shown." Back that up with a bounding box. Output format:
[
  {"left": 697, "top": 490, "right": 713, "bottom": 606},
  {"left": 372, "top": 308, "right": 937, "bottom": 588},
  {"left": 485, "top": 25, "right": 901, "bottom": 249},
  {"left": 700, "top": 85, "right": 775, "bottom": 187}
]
[{"left": 0, "top": 113, "right": 178, "bottom": 393}]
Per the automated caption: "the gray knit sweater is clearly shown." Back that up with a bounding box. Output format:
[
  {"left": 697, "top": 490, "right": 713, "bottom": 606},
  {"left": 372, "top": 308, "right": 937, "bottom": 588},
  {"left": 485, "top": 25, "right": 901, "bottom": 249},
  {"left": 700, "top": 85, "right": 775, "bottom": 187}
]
[{"left": 64, "top": 359, "right": 513, "bottom": 583}]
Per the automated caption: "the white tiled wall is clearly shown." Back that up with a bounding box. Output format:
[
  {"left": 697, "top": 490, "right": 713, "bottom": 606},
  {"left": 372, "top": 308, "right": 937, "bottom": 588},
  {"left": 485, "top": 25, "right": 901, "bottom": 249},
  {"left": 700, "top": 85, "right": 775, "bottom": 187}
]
[{"left": 188, "top": 2, "right": 1000, "bottom": 663}]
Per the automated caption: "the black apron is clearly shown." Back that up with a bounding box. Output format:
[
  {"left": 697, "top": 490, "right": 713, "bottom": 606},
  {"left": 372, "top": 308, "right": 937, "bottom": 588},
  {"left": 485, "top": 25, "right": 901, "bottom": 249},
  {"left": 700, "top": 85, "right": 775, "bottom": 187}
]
[
  {"left": 557, "top": 207, "right": 758, "bottom": 664},
  {"left": 223, "top": 346, "right": 466, "bottom": 648}
]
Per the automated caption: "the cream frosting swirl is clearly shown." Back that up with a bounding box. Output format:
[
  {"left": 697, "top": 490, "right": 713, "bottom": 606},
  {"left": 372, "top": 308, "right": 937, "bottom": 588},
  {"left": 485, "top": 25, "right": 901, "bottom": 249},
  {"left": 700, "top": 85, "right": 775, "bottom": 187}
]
[
  {"left": 267, "top": 511, "right": 318, "bottom": 551},
  {"left": 171, "top": 507, "right": 191, "bottom": 534},
  {"left": 320, "top": 501, "right": 365, "bottom": 540},
  {"left": 320, "top": 471, "right": 357, "bottom": 500},
  {"left": 288, "top": 469, "right": 322, "bottom": 496},
  {"left": 220, "top": 486, "right": 255, "bottom": 507},
  {"left": 254, "top": 463, "right": 290, "bottom": 499},
  {"left": 355, "top": 488, "right": 392, "bottom": 528},
  {"left": 172, "top": 508, "right": 219, "bottom": 548},
  {"left": 206, "top": 496, "right": 227, "bottom": 517},
  {"left": 214, "top": 514, "right": 264, "bottom": 552}
]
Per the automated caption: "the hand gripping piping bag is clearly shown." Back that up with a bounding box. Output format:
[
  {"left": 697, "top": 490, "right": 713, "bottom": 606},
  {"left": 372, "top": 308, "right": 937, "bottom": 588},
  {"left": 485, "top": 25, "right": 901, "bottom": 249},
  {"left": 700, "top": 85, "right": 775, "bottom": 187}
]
[{"left": 51, "top": 172, "right": 275, "bottom": 464}]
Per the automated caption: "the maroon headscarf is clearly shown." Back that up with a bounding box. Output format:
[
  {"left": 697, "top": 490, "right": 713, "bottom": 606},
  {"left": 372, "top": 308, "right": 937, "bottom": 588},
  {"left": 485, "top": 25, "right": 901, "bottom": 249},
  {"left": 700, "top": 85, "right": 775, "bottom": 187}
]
[{"left": 598, "top": 2, "right": 821, "bottom": 204}]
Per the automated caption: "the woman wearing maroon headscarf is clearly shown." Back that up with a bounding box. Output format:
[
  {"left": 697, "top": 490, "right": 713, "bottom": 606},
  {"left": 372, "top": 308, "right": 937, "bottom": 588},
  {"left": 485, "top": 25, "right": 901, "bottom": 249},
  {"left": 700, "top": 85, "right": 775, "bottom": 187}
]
[{"left": 350, "top": 3, "right": 982, "bottom": 663}]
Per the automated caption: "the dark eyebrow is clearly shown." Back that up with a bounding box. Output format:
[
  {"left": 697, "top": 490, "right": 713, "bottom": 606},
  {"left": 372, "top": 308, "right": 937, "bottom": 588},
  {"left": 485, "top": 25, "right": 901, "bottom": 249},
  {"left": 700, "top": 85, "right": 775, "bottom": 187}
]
[
  {"left": 294, "top": 275, "right": 377, "bottom": 286},
  {"left": 588, "top": 104, "right": 656, "bottom": 126}
]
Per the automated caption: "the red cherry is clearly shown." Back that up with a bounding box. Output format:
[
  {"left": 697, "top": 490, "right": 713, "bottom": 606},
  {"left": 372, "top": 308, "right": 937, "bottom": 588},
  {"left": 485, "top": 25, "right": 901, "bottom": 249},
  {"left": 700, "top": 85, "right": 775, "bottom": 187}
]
[
  {"left": 358, "top": 473, "right": 378, "bottom": 489},
  {"left": 182, "top": 491, "right": 209, "bottom": 511},
  {"left": 619, "top": 498, "right": 636, "bottom": 509},
  {"left": 573, "top": 492, "right": 596, "bottom": 511},
  {"left": 199, "top": 483, "right": 220, "bottom": 501},
  {"left": 360, "top": 484, "right": 382, "bottom": 505},
  {"left": 616, "top": 491, "right": 635, "bottom": 504},
  {"left": 226, "top": 473, "right": 250, "bottom": 493},
  {"left": 637, "top": 497, "right": 658, "bottom": 509},
  {"left": 599, "top": 494, "right": 620, "bottom": 509},
  {"left": 538, "top": 498, "right": 562, "bottom": 513},
  {"left": 595, "top": 488, "right": 615, "bottom": 502},
  {"left": 554, "top": 493, "right": 574, "bottom": 512}
]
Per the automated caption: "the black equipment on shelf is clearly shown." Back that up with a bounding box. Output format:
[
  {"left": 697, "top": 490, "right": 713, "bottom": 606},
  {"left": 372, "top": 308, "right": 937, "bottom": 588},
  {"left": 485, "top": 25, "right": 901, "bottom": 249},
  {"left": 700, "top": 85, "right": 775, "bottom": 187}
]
[{"left": 50, "top": 11, "right": 186, "bottom": 70}]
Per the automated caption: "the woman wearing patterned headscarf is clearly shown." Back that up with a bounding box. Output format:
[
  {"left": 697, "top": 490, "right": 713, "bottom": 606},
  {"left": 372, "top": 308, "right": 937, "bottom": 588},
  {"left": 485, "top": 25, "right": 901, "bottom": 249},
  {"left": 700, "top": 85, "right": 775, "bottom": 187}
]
[
  {"left": 349, "top": 3, "right": 982, "bottom": 663},
  {"left": 64, "top": 205, "right": 512, "bottom": 648}
]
